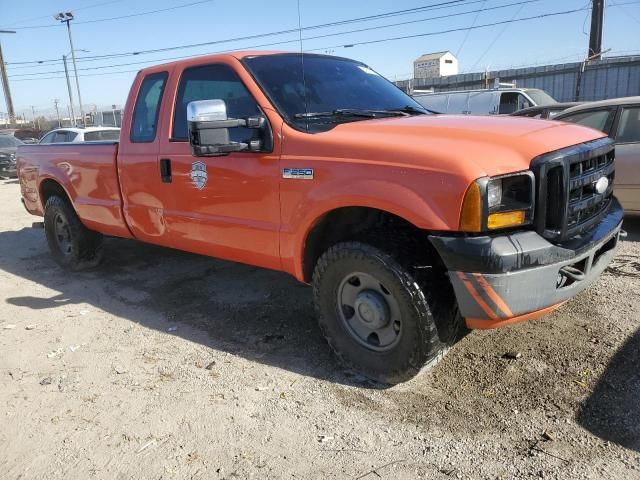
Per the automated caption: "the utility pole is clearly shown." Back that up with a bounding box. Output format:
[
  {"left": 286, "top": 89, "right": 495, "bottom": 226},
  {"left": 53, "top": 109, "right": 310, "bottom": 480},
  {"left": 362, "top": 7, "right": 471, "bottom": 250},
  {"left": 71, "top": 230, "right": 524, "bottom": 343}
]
[
  {"left": 55, "top": 12, "right": 86, "bottom": 127},
  {"left": 30, "top": 105, "right": 37, "bottom": 129},
  {"left": 62, "top": 55, "right": 76, "bottom": 127},
  {"left": 588, "top": 0, "right": 605, "bottom": 60},
  {"left": 0, "top": 30, "right": 17, "bottom": 127},
  {"left": 54, "top": 99, "right": 61, "bottom": 127}
]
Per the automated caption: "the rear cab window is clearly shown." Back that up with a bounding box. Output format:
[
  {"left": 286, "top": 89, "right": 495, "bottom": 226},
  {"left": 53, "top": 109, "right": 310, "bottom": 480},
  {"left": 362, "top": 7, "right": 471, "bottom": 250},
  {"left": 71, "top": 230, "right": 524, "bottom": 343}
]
[{"left": 131, "top": 72, "right": 168, "bottom": 143}]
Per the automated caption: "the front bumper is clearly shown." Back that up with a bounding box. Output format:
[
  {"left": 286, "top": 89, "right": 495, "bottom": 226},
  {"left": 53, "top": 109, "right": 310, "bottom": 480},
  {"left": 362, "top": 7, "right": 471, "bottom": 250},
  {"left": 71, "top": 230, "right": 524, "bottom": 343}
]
[{"left": 430, "top": 197, "right": 624, "bottom": 328}]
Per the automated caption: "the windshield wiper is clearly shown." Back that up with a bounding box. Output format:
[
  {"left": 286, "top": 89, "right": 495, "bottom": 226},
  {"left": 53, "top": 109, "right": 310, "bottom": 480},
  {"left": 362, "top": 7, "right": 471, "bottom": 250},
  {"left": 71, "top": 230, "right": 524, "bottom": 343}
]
[
  {"left": 293, "top": 108, "right": 407, "bottom": 119},
  {"left": 383, "top": 105, "right": 438, "bottom": 115}
]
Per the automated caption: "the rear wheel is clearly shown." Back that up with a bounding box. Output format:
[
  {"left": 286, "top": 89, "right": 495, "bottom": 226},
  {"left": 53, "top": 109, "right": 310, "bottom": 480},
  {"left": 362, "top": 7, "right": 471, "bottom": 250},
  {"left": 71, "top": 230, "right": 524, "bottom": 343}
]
[
  {"left": 44, "top": 195, "right": 103, "bottom": 270},
  {"left": 313, "top": 241, "right": 462, "bottom": 384}
]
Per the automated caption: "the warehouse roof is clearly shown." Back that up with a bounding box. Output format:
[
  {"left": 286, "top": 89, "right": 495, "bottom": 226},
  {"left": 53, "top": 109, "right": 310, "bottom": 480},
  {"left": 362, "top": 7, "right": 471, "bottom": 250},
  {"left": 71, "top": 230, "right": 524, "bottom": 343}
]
[{"left": 415, "top": 51, "right": 454, "bottom": 62}]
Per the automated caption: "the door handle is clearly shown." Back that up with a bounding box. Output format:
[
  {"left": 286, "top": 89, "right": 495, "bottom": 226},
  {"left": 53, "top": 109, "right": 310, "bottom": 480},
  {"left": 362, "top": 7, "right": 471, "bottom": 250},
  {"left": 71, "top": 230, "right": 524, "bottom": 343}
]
[{"left": 160, "top": 158, "right": 172, "bottom": 183}]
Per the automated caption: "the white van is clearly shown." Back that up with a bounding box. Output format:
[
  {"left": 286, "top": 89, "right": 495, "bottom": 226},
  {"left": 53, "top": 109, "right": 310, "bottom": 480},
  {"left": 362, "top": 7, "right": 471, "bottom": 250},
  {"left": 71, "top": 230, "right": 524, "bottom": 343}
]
[{"left": 413, "top": 88, "right": 557, "bottom": 115}]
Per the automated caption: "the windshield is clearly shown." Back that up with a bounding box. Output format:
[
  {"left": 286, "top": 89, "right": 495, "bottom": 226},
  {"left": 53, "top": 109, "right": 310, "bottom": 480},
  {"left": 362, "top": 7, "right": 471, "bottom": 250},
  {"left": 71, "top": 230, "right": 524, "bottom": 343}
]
[
  {"left": 0, "top": 135, "right": 23, "bottom": 148},
  {"left": 243, "top": 54, "right": 428, "bottom": 129},
  {"left": 526, "top": 89, "right": 556, "bottom": 106}
]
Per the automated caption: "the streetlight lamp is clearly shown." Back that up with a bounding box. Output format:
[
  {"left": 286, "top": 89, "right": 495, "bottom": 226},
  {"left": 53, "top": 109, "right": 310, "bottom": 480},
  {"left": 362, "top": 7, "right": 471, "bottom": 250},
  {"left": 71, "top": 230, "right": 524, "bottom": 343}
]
[{"left": 54, "top": 12, "right": 86, "bottom": 127}]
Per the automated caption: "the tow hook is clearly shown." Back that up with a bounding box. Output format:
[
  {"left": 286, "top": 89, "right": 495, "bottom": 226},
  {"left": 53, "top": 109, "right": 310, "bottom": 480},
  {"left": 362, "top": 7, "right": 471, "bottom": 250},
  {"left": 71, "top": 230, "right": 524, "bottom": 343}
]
[{"left": 619, "top": 230, "right": 628, "bottom": 239}]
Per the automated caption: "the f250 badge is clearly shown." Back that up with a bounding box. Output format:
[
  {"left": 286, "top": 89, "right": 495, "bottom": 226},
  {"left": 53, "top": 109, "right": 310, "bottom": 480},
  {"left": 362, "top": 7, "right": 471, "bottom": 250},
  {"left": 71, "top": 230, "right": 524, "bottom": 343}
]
[
  {"left": 191, "top": 161, "right": 208, "bottom": 190},
  {"left": 282, "top": 168, "right": 313, "bottom": 180}
]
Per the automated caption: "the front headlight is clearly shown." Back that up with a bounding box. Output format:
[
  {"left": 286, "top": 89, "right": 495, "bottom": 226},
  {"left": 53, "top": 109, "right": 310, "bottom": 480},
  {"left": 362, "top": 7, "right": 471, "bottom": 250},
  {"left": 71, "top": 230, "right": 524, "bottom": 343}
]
[{"left": 460, "top": 171, "right": 535, "bottom": 232}]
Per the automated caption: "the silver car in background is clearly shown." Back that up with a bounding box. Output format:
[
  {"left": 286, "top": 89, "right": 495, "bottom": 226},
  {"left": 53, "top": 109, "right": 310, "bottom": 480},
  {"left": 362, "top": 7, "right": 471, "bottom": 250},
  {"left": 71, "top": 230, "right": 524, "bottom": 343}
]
[
  {"left": 38, "top": 127, "right": 121, "bottom": 144},
  {"left": 555, "top": 97, "right": 640, "bottom": 214},
  {"left": 0, "top": 134, "right": 22, "bottom": 178}
]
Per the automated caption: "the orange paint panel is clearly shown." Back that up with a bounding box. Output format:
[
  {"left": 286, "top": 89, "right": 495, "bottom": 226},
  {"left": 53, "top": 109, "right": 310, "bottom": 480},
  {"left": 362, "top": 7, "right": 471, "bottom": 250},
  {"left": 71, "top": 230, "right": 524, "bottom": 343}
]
[
  {"left": 456, "top": 272, "right": 498, "bottom": 320},
  {"left": 465, "top": 302, "right": 566, "bottom": 329},
  {"left": 472, "top": 273, "right": 514, "bottom": 317}
]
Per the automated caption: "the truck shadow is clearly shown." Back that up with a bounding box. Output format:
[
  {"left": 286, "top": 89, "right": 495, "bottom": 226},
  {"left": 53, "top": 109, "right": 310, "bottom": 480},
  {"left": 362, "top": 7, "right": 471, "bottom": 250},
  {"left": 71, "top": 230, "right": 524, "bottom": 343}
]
[
  {"left": 0, "top": 227, "right": 372, "bottom": 387},
  {"left": 576, "top": 329, "right": 640, "bottom": 452}
]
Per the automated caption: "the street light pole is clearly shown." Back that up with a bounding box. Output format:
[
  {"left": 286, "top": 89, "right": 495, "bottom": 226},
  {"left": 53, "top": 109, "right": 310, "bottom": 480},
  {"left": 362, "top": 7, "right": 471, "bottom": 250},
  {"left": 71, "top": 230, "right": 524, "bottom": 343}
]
[
  {"left": 54, "top": 99, "right": 61, "bottom": 128},
  {"left": 55, "top": 13, "right": 86, "bottom": 127},
  {"left": 0, "top": 30, "right": 17, "bottom": 127},
  {"left": 62, "top": 55, "right": 76, "bottom": 127}
]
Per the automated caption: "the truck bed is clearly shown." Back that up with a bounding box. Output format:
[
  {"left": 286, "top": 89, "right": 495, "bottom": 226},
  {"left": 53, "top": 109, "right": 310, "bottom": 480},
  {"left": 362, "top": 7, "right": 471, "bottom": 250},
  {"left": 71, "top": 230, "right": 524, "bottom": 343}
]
[{"left": 17, "top": 141, "right": 132, "bottom": 238}]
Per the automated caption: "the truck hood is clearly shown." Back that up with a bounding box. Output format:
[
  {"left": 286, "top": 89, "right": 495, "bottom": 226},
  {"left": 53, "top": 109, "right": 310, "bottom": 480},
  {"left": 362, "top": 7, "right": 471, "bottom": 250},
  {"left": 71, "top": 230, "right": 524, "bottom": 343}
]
[{"left": 310, "top": 114, "right": 606, "bottom": 178}]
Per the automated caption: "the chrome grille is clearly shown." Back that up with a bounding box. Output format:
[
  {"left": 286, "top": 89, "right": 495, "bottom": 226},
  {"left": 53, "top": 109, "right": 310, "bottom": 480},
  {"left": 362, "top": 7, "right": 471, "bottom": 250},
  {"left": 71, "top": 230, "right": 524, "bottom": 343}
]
[{"left": 531, "top": 138, "right": 615, "bottom": 242}]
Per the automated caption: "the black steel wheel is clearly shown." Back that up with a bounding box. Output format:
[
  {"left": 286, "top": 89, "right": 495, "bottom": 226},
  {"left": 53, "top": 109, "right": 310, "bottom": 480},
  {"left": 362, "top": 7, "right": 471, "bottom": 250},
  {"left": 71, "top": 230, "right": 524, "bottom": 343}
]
[
  {"left": 313, "top": 241, "right": 461, "bottom": 384},
  {"left": 44, "top": 195, "right": 103, "bottom": 271},
  {"left": 337, "top": 272, "right": 403, "bottom": 351}
]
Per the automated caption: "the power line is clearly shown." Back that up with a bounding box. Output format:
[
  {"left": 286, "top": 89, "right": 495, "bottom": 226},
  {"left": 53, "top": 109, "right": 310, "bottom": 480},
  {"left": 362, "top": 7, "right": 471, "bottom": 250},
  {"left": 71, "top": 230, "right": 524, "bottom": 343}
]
[
  {"left": 7, "top": 0, "right": 546, "bottom": 77},
  {"left": 307, "top": 6, "right": 592, "bottom": 51},
  {"left": 8, "top": 4, "right": 596, "bottom": 82},
  {"left": 305, "top": 0, "right": 640, "bottom": 52},
  {"left": 456, "top": 0, "right": 487, "bottom": 57},
  {"left": 4, "top": 0, "right": 484, "bottom": 65},
  {"left": 7, "top": 1, "right": 640, "bottom": 83},
  {"left": 468, "top": 3, "right": 525, "bottom": 71}
]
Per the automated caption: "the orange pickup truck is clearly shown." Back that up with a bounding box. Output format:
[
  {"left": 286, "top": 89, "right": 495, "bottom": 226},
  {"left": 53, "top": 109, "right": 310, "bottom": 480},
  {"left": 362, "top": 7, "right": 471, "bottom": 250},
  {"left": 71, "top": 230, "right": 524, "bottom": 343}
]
[{"left": 17, "top": 51, "right": 623, "bottom": 384}]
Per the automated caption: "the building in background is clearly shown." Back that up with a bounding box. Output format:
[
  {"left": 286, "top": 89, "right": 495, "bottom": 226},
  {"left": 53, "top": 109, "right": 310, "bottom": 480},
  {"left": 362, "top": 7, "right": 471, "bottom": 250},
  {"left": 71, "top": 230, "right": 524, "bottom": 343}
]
[
  {"left": 413, "top": 51, "right": 459, "bottom": 79},
  {"left": 399, "top": 54, "right": 640, "bottom": 103},
  {"left": 91, "top": 107, "right": 121, "bottom": 127}
]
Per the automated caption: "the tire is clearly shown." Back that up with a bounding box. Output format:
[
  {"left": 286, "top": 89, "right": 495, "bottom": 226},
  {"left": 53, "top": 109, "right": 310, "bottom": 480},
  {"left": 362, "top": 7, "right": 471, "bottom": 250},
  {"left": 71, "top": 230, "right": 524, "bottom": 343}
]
[
  {"left": 312, "top": 241, "right": 462, "bottom": 385},
  {"left": 44, "top": 195, "right": 103, "bottom": 271}
]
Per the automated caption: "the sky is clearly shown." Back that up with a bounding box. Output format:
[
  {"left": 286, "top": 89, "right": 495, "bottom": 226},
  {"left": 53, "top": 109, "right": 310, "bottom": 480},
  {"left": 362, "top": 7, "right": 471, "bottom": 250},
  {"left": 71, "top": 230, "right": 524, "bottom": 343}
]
[{"left": 1, "top": 0, "right": 639, "bottom": 119}]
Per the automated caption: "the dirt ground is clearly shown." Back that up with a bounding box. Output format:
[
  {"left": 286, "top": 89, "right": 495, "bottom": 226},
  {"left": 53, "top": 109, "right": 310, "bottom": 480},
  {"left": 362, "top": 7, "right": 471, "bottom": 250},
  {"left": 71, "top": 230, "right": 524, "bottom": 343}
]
[{"left": 0, "top": 179, "right": 638, "bottom": 480}]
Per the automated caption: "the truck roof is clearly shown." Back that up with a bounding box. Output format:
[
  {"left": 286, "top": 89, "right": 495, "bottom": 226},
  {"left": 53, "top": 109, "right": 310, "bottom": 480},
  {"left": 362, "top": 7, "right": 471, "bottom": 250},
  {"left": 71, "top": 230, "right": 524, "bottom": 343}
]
[
  {"left": 138, "top": 50, "right": 362, "bottom": 74},
  {"left": 140, "top": 50, "right": 289, "bottom": 72}
]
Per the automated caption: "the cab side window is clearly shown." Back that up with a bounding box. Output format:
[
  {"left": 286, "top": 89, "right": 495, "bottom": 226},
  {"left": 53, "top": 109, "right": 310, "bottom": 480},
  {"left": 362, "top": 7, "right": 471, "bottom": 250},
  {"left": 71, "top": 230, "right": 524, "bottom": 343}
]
[
  {"left": 131, "top": 72, "right": 168, "bottom": 143},
  {"left": 517, "top": 94, "right": 532, "bottom": 111},
  {"left": 615, "top": 107, "right": 640, "bottom": 143},
  {"left": 172, "top": 64, "right": 260, "bottom": 142},
  {"left": 499, "top": 92, "right": 519, "bottom": 114}
]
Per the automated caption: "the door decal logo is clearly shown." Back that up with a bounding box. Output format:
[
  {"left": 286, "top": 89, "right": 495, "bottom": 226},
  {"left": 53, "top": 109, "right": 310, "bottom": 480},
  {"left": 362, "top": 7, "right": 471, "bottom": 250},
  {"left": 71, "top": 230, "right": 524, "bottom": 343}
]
[{"left": 191, "top": 161, "right": 208, "bottom": 190}]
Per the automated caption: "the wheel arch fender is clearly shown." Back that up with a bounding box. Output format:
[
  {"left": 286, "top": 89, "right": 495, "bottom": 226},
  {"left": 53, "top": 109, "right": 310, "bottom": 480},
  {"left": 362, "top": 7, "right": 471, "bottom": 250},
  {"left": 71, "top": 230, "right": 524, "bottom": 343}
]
[{"left": 286, "top": 179, "right": 451, "bottom": 282}]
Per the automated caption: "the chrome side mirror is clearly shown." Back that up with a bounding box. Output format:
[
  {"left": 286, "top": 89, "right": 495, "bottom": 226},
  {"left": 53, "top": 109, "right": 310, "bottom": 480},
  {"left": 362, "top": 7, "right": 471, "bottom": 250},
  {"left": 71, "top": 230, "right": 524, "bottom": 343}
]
[{"left": 187, "top": 99, "right": 266, "bottom": 157}]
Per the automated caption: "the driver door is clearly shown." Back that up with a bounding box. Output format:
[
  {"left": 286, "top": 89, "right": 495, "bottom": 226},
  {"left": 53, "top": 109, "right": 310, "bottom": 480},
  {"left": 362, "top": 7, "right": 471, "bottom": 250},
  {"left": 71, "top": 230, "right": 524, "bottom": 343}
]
[{"left": 157, "top": 61, "right": 282, "bottom": 270}]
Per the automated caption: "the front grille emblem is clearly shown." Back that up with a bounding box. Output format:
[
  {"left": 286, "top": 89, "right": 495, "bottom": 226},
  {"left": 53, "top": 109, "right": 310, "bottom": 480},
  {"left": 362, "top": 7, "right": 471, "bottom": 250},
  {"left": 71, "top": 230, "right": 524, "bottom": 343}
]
[{"left": 594, "top": 176, "right": 609, "bottom": 195}]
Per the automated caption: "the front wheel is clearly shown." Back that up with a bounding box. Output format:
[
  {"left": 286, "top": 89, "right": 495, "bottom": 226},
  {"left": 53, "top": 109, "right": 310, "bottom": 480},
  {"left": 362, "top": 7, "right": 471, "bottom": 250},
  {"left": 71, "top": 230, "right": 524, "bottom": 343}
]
[
  {"left": 44, "top": 195, "right": 103, "bottom": 271},
  {"left": 312, "top": 241, "right": 461, "bottom": 384}
]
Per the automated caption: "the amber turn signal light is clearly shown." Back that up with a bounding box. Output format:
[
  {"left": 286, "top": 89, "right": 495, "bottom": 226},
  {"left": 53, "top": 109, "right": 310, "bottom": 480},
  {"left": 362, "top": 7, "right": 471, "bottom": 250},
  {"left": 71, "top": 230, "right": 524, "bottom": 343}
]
[
  {"left": 460, "top": 182, "right": 482, "bottom": 232},
  {"left": 487, "top": 210, "right": 526, "bottom": 230}
]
